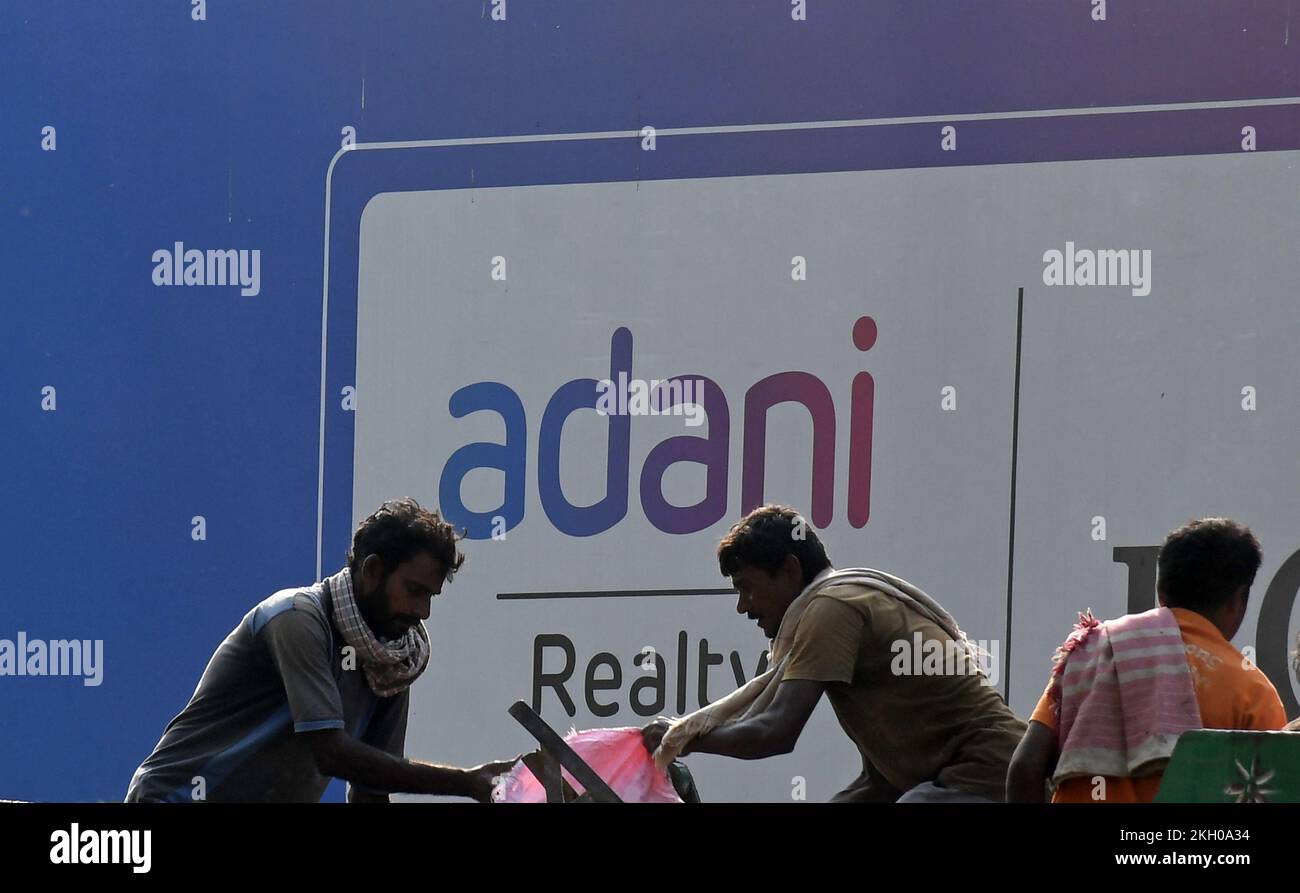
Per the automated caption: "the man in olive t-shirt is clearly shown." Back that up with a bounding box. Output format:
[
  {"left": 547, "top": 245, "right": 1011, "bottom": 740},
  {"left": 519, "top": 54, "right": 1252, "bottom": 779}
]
[
  {"left": 642, "top": 504, "right": 1025, "bottom": 802},
  {"left": 783, "top": 580, "right": 1025, "bottom": 801}
]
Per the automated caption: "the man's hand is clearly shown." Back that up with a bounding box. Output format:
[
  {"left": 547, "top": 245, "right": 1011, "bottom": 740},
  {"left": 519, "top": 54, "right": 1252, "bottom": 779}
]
[
  {"left": 641, "top": 718, "right": 673, "bottom": 755},
  {"left": 465, "top": 755, "right": 524, "bottom": 803},
  {"left": 307, "top": 728, "right": 521, "bottom": 800}
]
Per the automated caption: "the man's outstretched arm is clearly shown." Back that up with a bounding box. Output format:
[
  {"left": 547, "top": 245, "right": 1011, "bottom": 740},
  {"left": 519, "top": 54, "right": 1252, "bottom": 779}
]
[
  {"left": 645, "top": 679, "right": 825, "bottom": 761},
  {"left": 307, "top": 729, "right": 518, "bottom": 802}
]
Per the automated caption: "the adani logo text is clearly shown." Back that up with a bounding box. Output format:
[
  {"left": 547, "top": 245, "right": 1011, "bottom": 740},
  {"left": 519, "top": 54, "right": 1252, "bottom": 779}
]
[{"left": 438, "top": 317, "right": 879, "bottom": 538}]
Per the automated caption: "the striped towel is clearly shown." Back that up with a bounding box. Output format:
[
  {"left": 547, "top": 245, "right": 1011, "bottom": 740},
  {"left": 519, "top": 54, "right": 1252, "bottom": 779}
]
[{"left": 1047, "top": 607, "right": 1201, "bottom": 783}]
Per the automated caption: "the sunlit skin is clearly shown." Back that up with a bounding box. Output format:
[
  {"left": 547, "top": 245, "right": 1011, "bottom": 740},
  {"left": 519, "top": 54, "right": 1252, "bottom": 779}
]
[
  {"left": 354, "top": 551, "right": 446, "bottom": 640},
  {"left": 307, "top": 548, "right": 522, "bottom": 801},
  {"left": 641, "top": 554, "right": 827, "bottom": 758},
  {"left": 730, "top": 555, "right": 809, "bottom": 640}
]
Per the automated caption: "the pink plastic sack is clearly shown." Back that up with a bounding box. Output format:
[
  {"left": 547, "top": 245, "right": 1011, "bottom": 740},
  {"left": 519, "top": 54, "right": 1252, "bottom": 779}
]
[{"left": 496, "top": 727, "right": 683, "bottom": 803}]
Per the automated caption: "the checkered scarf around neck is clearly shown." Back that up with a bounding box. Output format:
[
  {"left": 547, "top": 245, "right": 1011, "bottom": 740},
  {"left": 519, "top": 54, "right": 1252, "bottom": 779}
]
[{"left": 327, "top": 567, "right": 431, "bottom": 698}]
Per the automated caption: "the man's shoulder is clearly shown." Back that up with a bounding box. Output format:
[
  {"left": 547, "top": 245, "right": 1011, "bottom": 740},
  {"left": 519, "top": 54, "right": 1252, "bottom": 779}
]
[
  {"left": 813, "top": 582, "right": 889, "bottom": 603},
  {"left": 809, "top": 584, "right": 895, "bottom": 619},
  {"left": 1237, "top": 660, "right": 1285, "bottom": 704},
  {"left": 796, "top": 586, "right": 890, "bottom": 634},
  {"left": 1175, "top": 614, "right": 1283, "bottom": 709},
  {"left": 248, "top": 581, "right": 329, "bottom": 637},
  {"left": 1175, "top": 612, "right": 1249, "bottom": 671},
  {"left": 1215, "top": 659, "right": 1287, "bottom": 729}
]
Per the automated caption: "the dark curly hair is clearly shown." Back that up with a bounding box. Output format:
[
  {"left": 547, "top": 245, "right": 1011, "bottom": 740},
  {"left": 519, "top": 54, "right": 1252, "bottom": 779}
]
[
  {"left": 347, "top": 498, "right": 466, "bottom": 582},
  {"left": 1157, "top": 517, "right": 1261, "bottom": 614},
  {"left": 717, "top": 504, "right": 831, "bottom": 586}
]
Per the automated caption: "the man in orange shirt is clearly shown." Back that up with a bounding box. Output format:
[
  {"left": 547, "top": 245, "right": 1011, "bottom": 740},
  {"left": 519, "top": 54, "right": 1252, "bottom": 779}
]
[{"left": 1006, "top": 517, "right": 1288, "bottom": 802}]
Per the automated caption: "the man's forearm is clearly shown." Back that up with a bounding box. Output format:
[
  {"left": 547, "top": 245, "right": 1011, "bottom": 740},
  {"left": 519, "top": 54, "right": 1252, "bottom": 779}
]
[
  {"left": 1005, "top": 721, "right": 1057, "bottom": 803},
  {"left": 322, "top": 733, "right": 477, "bottom": 798},
  {"left": 685, "top": 716, "right": 793, "bottom": 760},
  {"left": 1005, "top": 763, "right": 1048, "bottom": 803}
]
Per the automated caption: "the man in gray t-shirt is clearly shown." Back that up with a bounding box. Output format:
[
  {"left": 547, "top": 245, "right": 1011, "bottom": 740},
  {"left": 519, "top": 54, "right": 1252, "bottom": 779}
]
[{"left": 125, "top": 499, "right": 515, "bottom": 803}]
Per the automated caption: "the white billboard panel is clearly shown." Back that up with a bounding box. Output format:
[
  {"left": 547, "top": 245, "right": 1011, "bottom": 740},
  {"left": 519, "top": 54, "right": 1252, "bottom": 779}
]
[{"left": 351, "top": 152, "right": 1300, "bottom": 801}]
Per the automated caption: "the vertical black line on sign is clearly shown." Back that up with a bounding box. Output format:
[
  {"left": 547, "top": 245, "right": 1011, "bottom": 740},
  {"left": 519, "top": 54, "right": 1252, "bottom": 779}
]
[{"left": 1003, "top": 286, "right": 1025, "bottom": 701}]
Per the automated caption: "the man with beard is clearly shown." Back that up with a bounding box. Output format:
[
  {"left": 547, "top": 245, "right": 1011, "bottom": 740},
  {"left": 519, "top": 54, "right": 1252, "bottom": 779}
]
[{"left": 126, "top": 498, "right": 515, "bottom": 802}]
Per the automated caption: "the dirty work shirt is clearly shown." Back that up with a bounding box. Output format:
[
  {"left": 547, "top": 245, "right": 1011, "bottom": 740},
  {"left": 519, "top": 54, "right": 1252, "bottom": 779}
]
[
  {"left": 125, "top": 573, "right": 408, "bottom": 802},
  {"left": 1030, "top": 607, "right": 1287, "bottom": 803},
  {"left": 782, "top": 583, "right": 1026, "bottom": 801}
]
